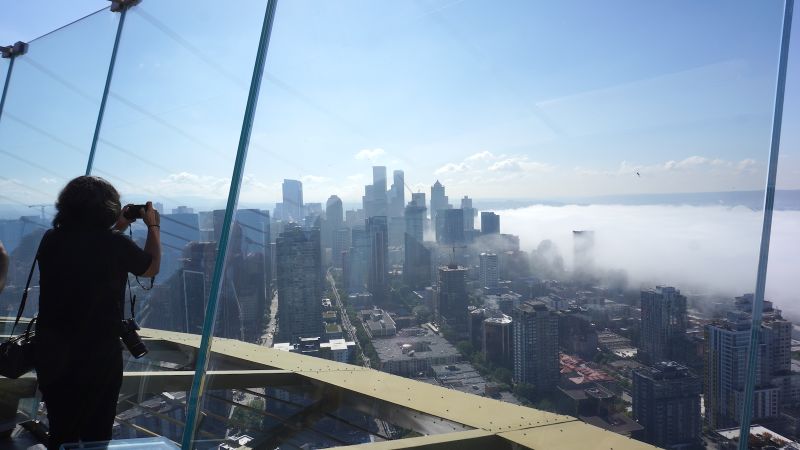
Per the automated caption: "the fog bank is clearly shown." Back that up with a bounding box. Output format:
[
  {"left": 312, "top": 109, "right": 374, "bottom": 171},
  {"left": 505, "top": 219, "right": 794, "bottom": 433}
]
[{"left": 494, "top": 204, "right": 798, "bottom": 314}]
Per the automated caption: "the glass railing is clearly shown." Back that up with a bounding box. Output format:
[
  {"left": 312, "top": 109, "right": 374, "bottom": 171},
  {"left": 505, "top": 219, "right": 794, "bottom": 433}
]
[{"left": 0, "top": 1, "right": 796, "bottom": 449}]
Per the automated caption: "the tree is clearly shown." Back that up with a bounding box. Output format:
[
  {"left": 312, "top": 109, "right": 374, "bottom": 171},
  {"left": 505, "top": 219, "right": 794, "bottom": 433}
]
[
  {"left": 456, "top": 341, "right": 474, "bottom": 358},
  {"left": 513, "top": 383, "right": 537, "bottom": 403},
  {"left": 492, "top": 367, "right": 513, "bottom": 385}
]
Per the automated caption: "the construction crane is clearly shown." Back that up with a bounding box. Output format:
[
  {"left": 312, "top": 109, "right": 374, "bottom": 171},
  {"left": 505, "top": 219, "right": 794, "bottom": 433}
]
[
  {"left": 28, "top": 204, "right": 48, "bottom": 220},
  {"left": 449, "top": 244, "right": 467, "bottom": 266}
]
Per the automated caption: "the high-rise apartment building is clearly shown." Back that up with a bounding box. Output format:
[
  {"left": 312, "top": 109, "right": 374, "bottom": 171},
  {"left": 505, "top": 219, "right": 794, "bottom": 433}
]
[
  {"left": 403, "top": 199, "right": 430, "bottom": 289},
  {"left": 572, "top": 230, "right": 595, "bottom": 281},
  {"left": 704, "top": 309, "right": 783, "bottom": 429},
  {"left": 282, "top": 179, "right": 303, "bottom": 222},
  {"left": 639, "top": 286, "right": 687, "bottom": 365},
  {"left": 276, "top": 225, "right": 323, "bottom": 342},
  {"left": 512, "top": 301, "right": 559, "bottom": 394},
  {"left": 366, "top": 216, "right": 389, "bottom": 304},
  {"left": 483, "top": 316, "right": 513, "bottom": 368},
  {"left": 480, "top": 211, "right": 500, "bottom": 235},
  {"left": 436, "top": 265, "right": 469, "bottom": 335},
  {"left": 632, "top": 361, "right": 701, "bottom": 450},
  {"left": 479, "top": 252, "right": 499, "bottom": 291}
]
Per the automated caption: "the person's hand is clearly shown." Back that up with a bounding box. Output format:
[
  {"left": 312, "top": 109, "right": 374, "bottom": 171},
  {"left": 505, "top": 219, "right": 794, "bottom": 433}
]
[
  {"left": 143, "top": 201, "right": 160, "bottom": 228},
  {"left": 114, "top": 206, "right": 134, "bottom": 232}
]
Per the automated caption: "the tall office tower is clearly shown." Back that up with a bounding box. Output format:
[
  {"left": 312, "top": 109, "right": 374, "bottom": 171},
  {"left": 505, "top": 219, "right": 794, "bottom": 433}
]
[
  {"left": 403, "top": 200, "right": 430, "bottom": 289},
  {"left": 276, "top": 225, "right": 323, "bottom": 342},
  {"left": 388, "top": 169, "right": 405, "bottom": 218},
  {"left": 460, "top": 196, "right": 476, "bottom": 231},
  {"left": 345, "top": 227, "right": 370, "bottom": 293},
  {"left": 632, "top": 362, "right": 702, "bottom": 450},
  {"left": 704, "top": 310, "right": 781, "bottom": 429},
  {"left": 364, "top": 166, "right": 388, "bottom": 218},
  {"left": 233, "top": 209, "right": 271, "bottom": 342},
  {"left": 436, "top": 265, "right": 469, "bottom": 336},
  {"left": 324, "top": 195, "right": 344, "bottom": 249},
  {"left": 332, "top": 227, "right": 351, "bottom": 269},
  {"left": 281, "top": 179, "right": 304, "bottom": 222},
  {"left": 512, "top": 301, "right": 559, "bottom": 394},
  {"left": 479, "top": 252, "right": 499, "bottom": 291},
  {"left": 639, "top": 286, "right": 687, "bottom": 365},
  {"left": 366, "top": 216, "right": 389, "bottom": 304},
  {"left": 483, "top": 316, "right": 513, "bottom": 368},
  {"left": 411, "top": 192, "right": 426, "bottom": 208},
  {"left": 404, "top": 200, "right": 425, "bottom": 244},
  {"left": 480, "top": 211, "right": 500, "bottom": 234},
  {"left": 572, "top": 230, "right": 595, "bottom": 281},
  {"left": 441, "top": 209, "right": 465, "bottom": 244},
  {"left": 430, "top": 180, "right": 450, "bottom": 226}
]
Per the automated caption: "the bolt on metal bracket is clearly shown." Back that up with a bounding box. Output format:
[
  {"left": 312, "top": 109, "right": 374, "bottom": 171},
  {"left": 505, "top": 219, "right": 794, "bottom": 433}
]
[{"left": 1, "top": 42, "right": 28, "bottom": 59}]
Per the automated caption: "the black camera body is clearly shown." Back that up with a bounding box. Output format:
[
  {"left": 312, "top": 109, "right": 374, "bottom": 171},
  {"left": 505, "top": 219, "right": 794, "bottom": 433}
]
[
  {"left": 120, "top": 318, "right": 148, "bottom": 358},
  {"left": 123, "top": 204, "right": 147, "bottom": 221}
]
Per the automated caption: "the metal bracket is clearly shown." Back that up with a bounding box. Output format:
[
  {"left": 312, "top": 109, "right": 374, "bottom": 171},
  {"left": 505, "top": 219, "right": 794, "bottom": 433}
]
[
  {"left": 109, "top": 0, "right": 141, "bottom": 13},
  {"left": 0, "top": 41, "right": 28, "bottom": 59}
]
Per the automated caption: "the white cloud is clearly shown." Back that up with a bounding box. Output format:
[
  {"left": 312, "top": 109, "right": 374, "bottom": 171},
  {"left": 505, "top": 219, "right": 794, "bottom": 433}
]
[
  {"left": 354, "top": 148, "right": 386, "bottom": 161},
  {"left": 465, "top": 150, "right": 495, "bottom": 161},
  {"left": 301, "top": 175, "right": 330, "bottom": 184},
  {"left": 434, "top": 162, "right": 470, "bottom": 175},
  {"left": 159, "top": 172, "right": 230, "bottom": 197}
]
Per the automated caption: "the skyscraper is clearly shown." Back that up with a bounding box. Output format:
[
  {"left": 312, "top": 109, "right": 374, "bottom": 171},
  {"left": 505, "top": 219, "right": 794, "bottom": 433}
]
[
  {"left": 366, "top": 216, "right": 389, "bottom": 304},
  {"left": 572, "top": 230, "right": 595, "bottom": 281},
  {"left": 276, "top": 225, "right": 323, "bottom": 342},
  {"left": 479, "top": 252, "right": 499, "bottom": 291},
  {"left": 480, "top": 211, "right": 499, "bottom": 235},
  {"left": 430, "top": 180, "right": 449, "bottom": 227},
  {"left": 632, "top": 361, "right": 701, "bottom": 450},
  {"left": 512, "top": 301, "right": 559, "bottom": 394},
  {"left": 460, "top": 196, "right": 476, "bottom": 231},
  {"left": 483, "top": 316, "right": 513, "bottom": 368},
  {"left": 436, "top": 265, "right": 469, "bottom": 336},
  {"left": 324, "top": 195, "right": 344, "bottom": 249},
  {"left": 332, "top": 227, "right": 351, "bottom": 269},
  {"left": 364, "top": 166, "right": 388, "bottom": 218},
  {"left": 282, "top": 179, "right": 303, "bottom": 222},
  {"left": 344, "top": 227, "right": 370, "bottom": 293},
  {"left": 639, "top": 286, "right": 687, "bottom": 365},
  {"left": 388, "top": 169, "right": 405, "bottom": 218},
  {"left": 404, "top": 199, "right": 430, "bottom": 290},
  {"left": 441, "top": 209, "right": 465, "bottom": 245}
]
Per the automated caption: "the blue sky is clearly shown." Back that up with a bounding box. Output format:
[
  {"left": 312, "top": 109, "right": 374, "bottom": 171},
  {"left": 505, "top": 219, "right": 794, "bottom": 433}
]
[{"left": 0, "top": 0, "right": 798, "bottom": 208}]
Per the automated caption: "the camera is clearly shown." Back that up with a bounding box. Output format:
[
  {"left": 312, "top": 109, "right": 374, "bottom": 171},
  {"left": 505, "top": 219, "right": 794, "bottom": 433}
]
[
  {"left": 120, "top": 318, "right": 148, "bottom": 358},
  {"left": 123, "top": 204, "right": 147, "bottom": 221}
]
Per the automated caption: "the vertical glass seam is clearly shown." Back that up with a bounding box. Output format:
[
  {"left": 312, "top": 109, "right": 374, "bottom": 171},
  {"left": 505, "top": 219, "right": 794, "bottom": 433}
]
[
  {"left": 85, "top": 8, "right": 127, "bottom": 176},
  {"left": 0, "top": 56, "right": 16, "bottom": 126},
  {"left": 181, "top": 0, "right": 280, "bottom": 447},
  {"left": 738, "top": 0, "right": 794, "bottom": 447}
]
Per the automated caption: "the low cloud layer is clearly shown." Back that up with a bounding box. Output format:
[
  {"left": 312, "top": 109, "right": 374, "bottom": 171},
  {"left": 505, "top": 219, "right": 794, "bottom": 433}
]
[{"left": 494, "top": 204, "right": 798, "bottom": 314}]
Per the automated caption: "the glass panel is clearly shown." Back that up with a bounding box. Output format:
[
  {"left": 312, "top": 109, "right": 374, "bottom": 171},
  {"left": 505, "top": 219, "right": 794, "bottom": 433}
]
[
  {"left": 86, "top": 0, "right": 267, "bottom": 443},
  {"left": 0, "top": 7, "right": 118, "bottom": 437},
  {"left": 0, "top": 8, "right": 117, "bottom": 313},
  {"left": 199, "top": 0, "right": 788, "bottom": 448}
]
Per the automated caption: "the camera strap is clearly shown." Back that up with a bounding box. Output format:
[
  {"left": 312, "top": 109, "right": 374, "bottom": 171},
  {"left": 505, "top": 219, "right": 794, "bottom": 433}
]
[{"left": 8, "top": 230, "right": 47, "bottom": 339}]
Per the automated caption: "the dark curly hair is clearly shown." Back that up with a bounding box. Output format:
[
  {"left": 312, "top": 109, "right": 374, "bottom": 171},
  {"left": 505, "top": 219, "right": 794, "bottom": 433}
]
[{"left": 53, "top": 176, "right": 122, "bottom": 230}]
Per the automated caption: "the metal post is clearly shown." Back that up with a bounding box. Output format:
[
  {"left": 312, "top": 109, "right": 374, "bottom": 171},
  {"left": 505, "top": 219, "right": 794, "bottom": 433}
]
[
  {"left": 85, "top": 2, "right": 133, "bottom": 176},
  {"left": 738, "top": 1, "right": 793, "bottom": 448},
  {"left": 181, "top": 0, "right": 279, "bottom": 447},
  {"left": 0, "top": 42, "right": 29, "bottom": 125}
]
